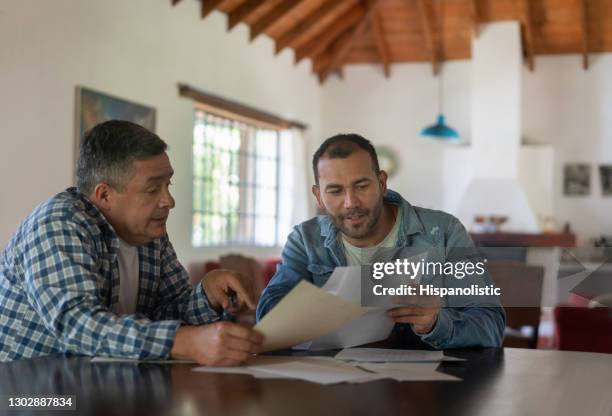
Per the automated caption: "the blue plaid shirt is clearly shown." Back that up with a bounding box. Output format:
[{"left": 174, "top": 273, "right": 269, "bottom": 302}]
[{"left": 0, "top": 188, "right": 219, "bottom": 362}]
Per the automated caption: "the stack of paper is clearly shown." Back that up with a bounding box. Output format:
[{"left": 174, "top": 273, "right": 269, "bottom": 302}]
[
  {"left": 193, "top": 356, "right": 377, "bottom": 385},
  {"left": 192, "top": 354, "right": 462, "bottom": 385}
]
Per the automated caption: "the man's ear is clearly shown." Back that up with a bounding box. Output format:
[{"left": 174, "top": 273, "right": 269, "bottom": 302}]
[
  {"left": 90, "top": 183, "right": 114, "bottom": 211},
  {"left": 311, "top": 185, "right": 325, "bottom": 210},
  {"left": 378, "top": 170, "right": 388, "bottom": 194}
]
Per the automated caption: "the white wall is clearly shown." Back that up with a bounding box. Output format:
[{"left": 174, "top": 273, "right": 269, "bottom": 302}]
[{"left": 0, "top": 0, "right": 320, "bottom": 265}]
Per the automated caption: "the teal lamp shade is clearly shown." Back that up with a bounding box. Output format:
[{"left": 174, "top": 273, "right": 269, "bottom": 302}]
[{"left": 420, "top": 114, "right": 460, "bottom": 140}]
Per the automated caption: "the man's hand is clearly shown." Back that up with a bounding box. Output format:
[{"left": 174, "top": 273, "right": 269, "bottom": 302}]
[
  {"left": 387, "top": 295, "right": 440, "bottom": 334},
  {"left": 170, "top": 322, "right": 263, "bottom": 366},
  {"left": 202, "top": 269, "right": 256, "bottom": 314}
]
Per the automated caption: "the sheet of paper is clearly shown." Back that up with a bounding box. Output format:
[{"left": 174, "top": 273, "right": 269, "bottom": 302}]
[
  {"left": 322, "top": 266, "right": 362, "bottom": 300},
  {"left": 304, "top": 308, "right": 394, "bottom": 350},
  {"left": 335, "top": 348, "right": 466, "bottom": 363},
  {"left": 300, "top": 266, "right": 394, "bottom": 350},
  {"left": 304, "top": 258, "right": 429, "bottom": 351},
  {"left": 91, "top": 357, "right": 194, "bottom": 364},
  {"left": 254, "top": 280, "right": 368, "bottom": 352},
  {"left": 193, "top": 355, "right": 461, "bottom": 384},
  {"left": 252, "top": 359, "right": 377, "bottom": 385},
  {"left": 193, "top": 356, "right": 377, "bottom": 384},
  {"left": 356, "top": 362, "right": 461, "bottom": 382}
]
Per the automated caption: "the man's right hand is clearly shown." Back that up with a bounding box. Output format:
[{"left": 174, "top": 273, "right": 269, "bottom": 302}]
[{"left": 170, "top": 322, "right": 264, "bottom": 366}]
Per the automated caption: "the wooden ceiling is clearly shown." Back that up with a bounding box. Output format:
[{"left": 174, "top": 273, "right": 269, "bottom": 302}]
[{"left": 172, "top": 0, "right": 612, "bottom": 82}]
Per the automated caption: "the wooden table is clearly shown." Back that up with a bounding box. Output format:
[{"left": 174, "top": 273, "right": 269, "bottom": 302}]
[{"left": 0, "top": 348, "right": 611, "bottom": 416}]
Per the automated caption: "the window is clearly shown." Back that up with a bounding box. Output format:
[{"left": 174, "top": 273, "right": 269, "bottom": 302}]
[{"left": 192, "top": 110, "right": 282, "bottom": 247}]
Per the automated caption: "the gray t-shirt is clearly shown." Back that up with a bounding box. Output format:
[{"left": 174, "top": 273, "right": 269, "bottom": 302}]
[{"left": 114, "top": 238, "right": 139, "bottom": 315}]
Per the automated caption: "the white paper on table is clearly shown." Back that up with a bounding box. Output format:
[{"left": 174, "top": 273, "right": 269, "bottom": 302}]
[
  {"left": 252, "top": 359, "right": 377, "bottom": 384},
  {"left": 334, "top": 348, "right": 466, "bottom": 363},
  {"left": 356, "top": 362, "right": 461, "bottom": 382},
  {"left": 91, "top": 357, "right": 195, "bottom": 364},
  {"left": 193, "top": 355, "right": 461, "bottom": 384},
  {"left": 193, "top": 356, "right": 378, "bottom": 384},
  {"left": 254, "top": 281, "right": 368, "bottom": 352}
]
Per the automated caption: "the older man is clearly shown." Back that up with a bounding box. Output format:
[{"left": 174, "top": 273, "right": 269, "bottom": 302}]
[
  {"left": 257, "top": 134, "right": 504, "bottom": 349},
  {"left": 0, "top": 120, "right": 262, "bottom": 364}
]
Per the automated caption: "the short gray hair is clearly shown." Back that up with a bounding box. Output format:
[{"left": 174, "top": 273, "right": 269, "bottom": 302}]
[{"left": 76, "top": 120, "right": 167, "bottom": 195}]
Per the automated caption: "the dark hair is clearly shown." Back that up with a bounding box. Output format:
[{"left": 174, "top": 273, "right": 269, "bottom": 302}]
[
  {"left": 76, "top": 120, "right": 167, "bottom": 195},
  {"left": 312, "top": 133, "right": 380, "bottom": 185}
]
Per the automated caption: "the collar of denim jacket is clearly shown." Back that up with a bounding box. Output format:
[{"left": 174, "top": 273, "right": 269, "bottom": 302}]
[{"left": 388, "top": 190, "right": 426, "bottom": 242}]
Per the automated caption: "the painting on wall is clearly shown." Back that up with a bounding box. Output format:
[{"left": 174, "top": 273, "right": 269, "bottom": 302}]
[
  {"left": 599, "top": 165, "right": 612, "bottom": 196},
  {"left": 563, "top": 163, "right": 591, "bottom": 196},
  {"left": 75, "top": 86, "right": 156, "bottom": 163}
]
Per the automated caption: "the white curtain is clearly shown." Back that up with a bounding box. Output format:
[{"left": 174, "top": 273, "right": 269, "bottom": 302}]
[{"left": 277, "top": 128, "right": 309, "bottom": 245}]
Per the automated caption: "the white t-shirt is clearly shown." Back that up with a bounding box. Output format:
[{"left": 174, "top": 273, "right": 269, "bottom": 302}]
[
  {"left": 342, "top": 206, "right": 402, "bottom": 266},
  {"left": 114, "top": 239, "right": 140, "bottom": 315}
]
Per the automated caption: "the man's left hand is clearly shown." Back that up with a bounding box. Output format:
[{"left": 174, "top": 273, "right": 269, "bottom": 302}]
[{"left": 202, "top": 269, "right": 256, "bottom": 313}]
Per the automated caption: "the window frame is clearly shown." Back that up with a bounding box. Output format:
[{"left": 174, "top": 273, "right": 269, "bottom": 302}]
[{"left": 191, "top": 107, "right": 283, "bottom": 248}]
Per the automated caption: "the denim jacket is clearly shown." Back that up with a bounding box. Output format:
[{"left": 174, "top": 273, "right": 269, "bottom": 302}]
[{"left": 256, "top": 190, "right": 505, "bottom": 349}]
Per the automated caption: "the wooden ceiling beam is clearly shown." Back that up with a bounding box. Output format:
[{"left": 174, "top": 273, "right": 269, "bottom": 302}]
[
  {"left": 312, "top": 52, "right": 331, "bottom": 74},
  {"left": 250, "top": 0, "right": 302, "bottom": 42},
  {"left": 372, "top": 11, "right": 391, "bottom": 77},
  {"left": 275, "top": 0, "right": 346, "bottom": 55},
  {"left": 319, "top": 0, "right": 383, "bottom": 83},
  {"left": 469, "top": 0, "right": 479, "bottom": 38},
  {"left": 416, "top": 0, "right": 439, "bottom": 76},
  {"left": 579, "top": 0, "right": 589, "bottom": 70},
  {"left": 315, "top": 28, "right": 356, "bottom": 84},
  {"left": 520, "top": 0, "right": 535, "bottom": 71},
  {"left": 201, "top": 0, "right": 226, "bottom": 19},
  {"left": 294, "top": 4, "right": 365, "bottom": 65},
  {"left": 313, "top": 28, "right": 353, "bottom": 74},
  {"left": 227, "top": 0, "right": 266, "bottom": 31}
]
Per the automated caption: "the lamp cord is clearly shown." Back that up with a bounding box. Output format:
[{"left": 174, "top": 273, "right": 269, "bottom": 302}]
[{"left": 438, "top": 0, "right": 444, "bottom": 116}]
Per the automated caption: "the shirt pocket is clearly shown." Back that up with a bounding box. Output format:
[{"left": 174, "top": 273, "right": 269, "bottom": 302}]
[{"left": 306, "top": 263, "right": 335, "bottom": 286}]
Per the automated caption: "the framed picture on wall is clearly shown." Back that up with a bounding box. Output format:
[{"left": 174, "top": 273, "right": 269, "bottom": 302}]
[
  {"left": 74, "top": 86, "right": 156, "bottom": 168},
  {"left": 599, "top": 165, "right": 612, "bottom": 196},
  {"left": 563, "top": 163, "right": 591, "bottom": 196}
]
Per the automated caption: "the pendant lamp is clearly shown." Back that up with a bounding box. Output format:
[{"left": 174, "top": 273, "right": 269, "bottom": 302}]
[{"left": 420, "top": 0, "right": 460, "bottom": 141}]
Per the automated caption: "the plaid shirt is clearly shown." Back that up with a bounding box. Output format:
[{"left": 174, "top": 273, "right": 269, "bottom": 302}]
[{"left": 0, "top": 188, "right": 219, "bottom": 362}]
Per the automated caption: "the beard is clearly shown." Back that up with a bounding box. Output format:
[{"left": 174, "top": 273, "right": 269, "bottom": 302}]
[{"left": 329, "top": 197, "right": 385, "bottom": 240}]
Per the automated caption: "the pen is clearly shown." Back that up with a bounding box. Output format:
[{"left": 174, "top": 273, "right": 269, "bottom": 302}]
[
  {"left": 222, "top": 290, "right": 237, "bottom": 322},
  {"left": 228, "top": 290, "right": 237, "bottom": 309}
]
